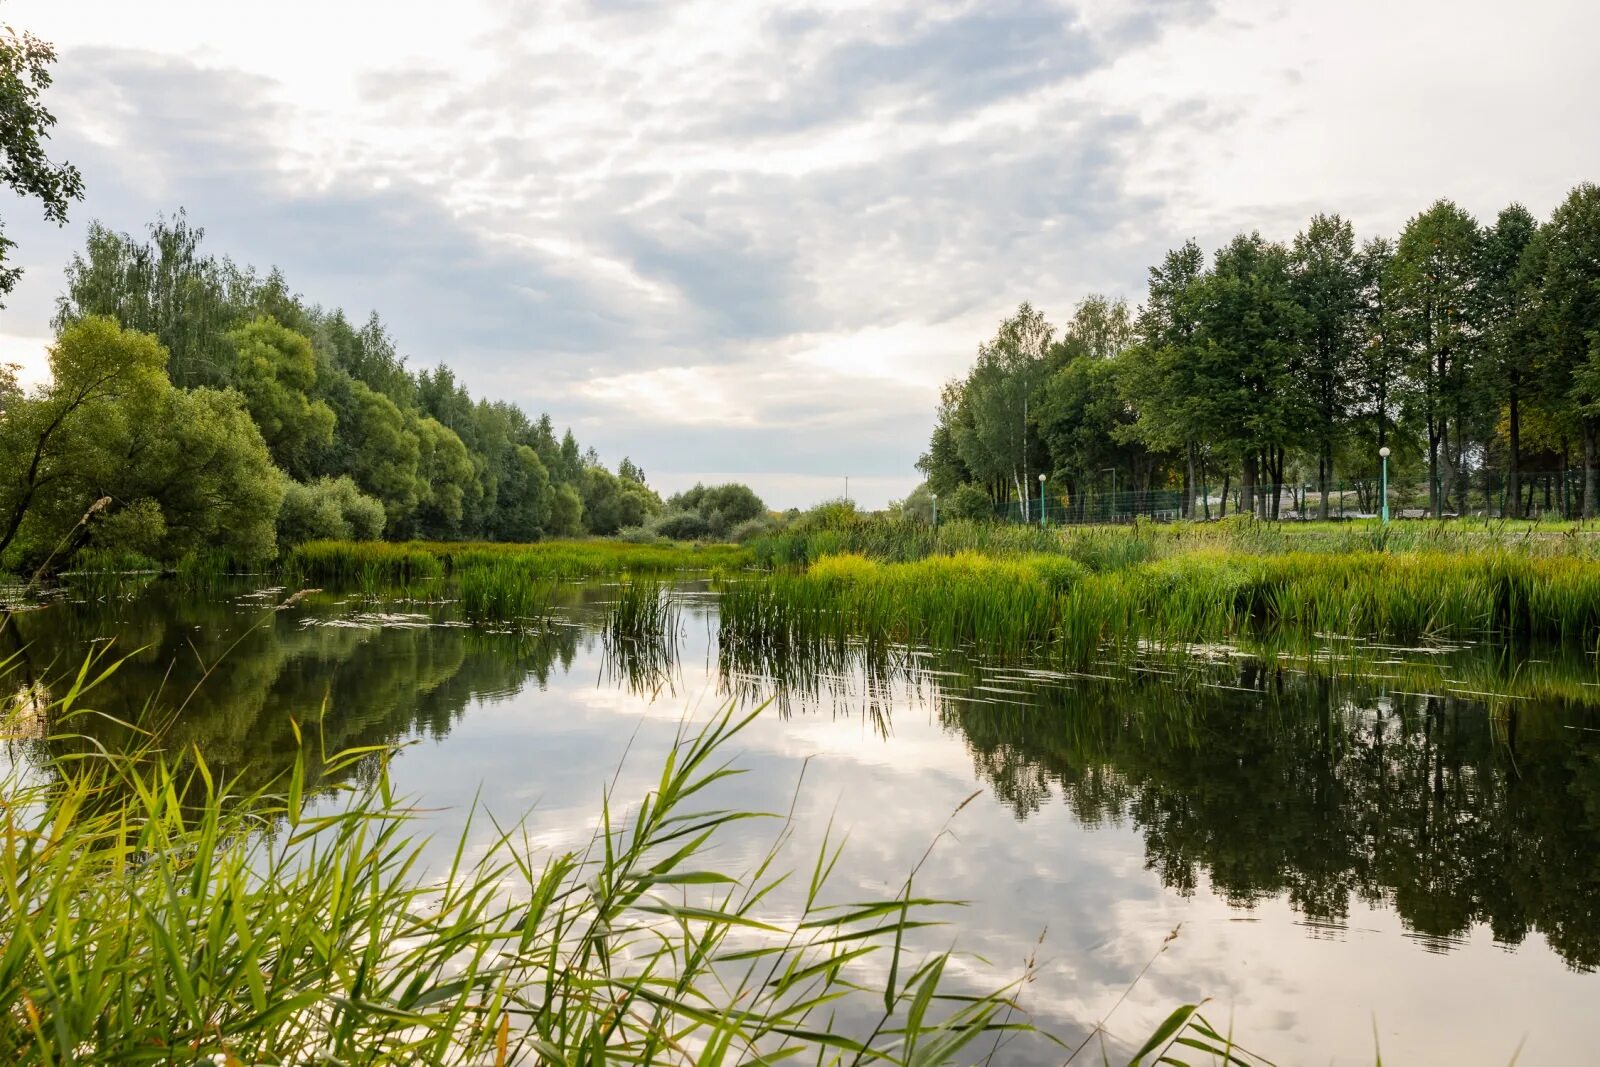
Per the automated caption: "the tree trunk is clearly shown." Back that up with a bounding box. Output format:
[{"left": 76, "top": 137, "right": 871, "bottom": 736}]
[
  {"left": 1242, "top": 456, "right": 1257, "bottom": 519},
  {"left": 1507, "top": 390, "right": 1522, "bottom": 519},
  {"left": 1585, "top": 422, "right": 1597, "bottom": 520},
  {"left": 1428, "top": 421, "right": 1441, "bottom": 519},
  {"left": 1317, "top": 446, "right": 1330, "bottom": 521},
  {"left": 1185, "top": 442, "right": 1197, "bottom": 520}
]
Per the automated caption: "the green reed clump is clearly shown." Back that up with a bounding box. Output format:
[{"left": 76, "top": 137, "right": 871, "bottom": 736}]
[
  {"left": 288, "top": 540, "right": 447, "bottom": 585},
  {"left": 722, "top": 545, "right": 1600, "bottom": 669},
  {"left": 457, "top": 559, "right": 558, "bottom": 621},
  {"left": 5, "top": 661, "right": 1133, "bottom": 1065}
]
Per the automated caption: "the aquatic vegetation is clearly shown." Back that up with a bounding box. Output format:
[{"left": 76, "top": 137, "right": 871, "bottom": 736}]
[
  {"left": 721, "top": 546, "right": 1600, "bottom": 668},
  {"left": 746, "top": 514, "right": 1600, "bottom": 572},
  {"left": 288, "top": 539, "right": 749, "bottom": 586}
]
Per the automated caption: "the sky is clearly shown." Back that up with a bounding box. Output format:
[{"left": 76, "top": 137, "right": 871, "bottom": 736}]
[{"left": 2, "top": 0, "right": 1597, "bottom": 509}]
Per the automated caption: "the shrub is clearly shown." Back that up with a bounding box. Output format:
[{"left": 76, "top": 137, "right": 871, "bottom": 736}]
[
  {"left": 652, "top": 509, "right": 714, "bottom": 541},
  {"left": 728, "top": 515, "right": 777, "bottom": 543},
  {"left": 278, "top": 476, "right": 387, "bottom": 546},
  {"left": 947, "top": 484, "right": 993, "bottom": 522},
  {"left": 615, "top": 524, "right": 665, "bottom": 544}
]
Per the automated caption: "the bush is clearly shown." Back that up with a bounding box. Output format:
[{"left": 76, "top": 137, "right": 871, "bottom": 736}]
[
  {"left": 664, "top": 482, "right": 767, "bottom": 537},
  {"left": 651, "top": 509, "right": 714, "bottom": 541},
  {"left": 615, "top": 524, "right": 665, "bottom": 544},
  {"left": 728, "top": 515, "right": 777, "bottom": 543},
  {"left": 278, "top": 476, "right": 387, "bottom": 547},
  {"left": 947, "top": 484, "right": 993, "bottom": 522}
]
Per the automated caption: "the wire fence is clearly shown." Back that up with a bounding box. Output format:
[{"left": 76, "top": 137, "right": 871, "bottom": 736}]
[{"left": 987, "top": 469, "right": 1590, "bottom": 526}]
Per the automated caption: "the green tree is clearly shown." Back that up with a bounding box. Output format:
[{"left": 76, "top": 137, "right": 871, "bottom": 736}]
[
  {"left": 1290, "top": 214, "right": 1363, "bottom": 518},
  {"left": 0, "top": 18, "right": 83, "bottom": 302},
  {"left": 1121, "top": 241, "right": 1207, "bottom": 515},
  {"left": 227, "top": 316, "right": 336, "bottom": 477},
  {"left": 0, "top": 316, "right": 166, "bottom": 560},
  {"left": 548, "top": 482, "right": 584, "bottom": 537},
  {"left": 1478, "top": 204, "right": 1541, "bottom": 516},
  {"left": 491, "top": 445, "right": 551, "bottom": 541},
  {"left": 955, "top": 304, "right": 1055, "bottom": 514},
  {"left": 341, "top": 380, "right": 421, "bottom": 528},
  {"left": 1538, "top": 184, "right": 1600, "bottom": 517},
  {"left": 1392, "top": 201, "right": 1482, "bottom": 517},
  {"left": 411, "top": 416, "right": 477, "bottom": 538},
  {"left": 1195, "top": 233, "right": 1307, "bottom": 517}
]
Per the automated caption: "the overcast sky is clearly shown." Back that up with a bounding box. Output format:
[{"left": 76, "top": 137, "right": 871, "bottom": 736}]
[{"left": 2, "top": 0, "right": 1597, "bottom": 507}]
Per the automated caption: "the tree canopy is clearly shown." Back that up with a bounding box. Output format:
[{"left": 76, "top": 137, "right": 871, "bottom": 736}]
[{"left": 921, "top": 184, "right": 1600, "bottom": 521}]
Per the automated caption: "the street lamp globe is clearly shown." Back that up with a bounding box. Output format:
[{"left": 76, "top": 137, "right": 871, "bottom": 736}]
[
  {"left": 1379, "top": 446, "right": 1391, "bottom": 458},
  {"left": 1039, "top": 473, "right": 1047, "bottom": 482}
]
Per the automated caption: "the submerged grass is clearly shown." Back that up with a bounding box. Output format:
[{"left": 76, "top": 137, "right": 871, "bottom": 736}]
[{"left": 0, "top": 653, "right": 1260, "bottom": 1065}]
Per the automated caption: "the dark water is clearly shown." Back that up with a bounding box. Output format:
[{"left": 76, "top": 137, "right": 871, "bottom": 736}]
[{"left": 6, "top": 579, "right": 1600, "bottom": 1064}]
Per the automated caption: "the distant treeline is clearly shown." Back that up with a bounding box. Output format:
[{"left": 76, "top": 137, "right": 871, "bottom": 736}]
[
  {"left": 917, "top": 184, "right": 1600, "bottom": 521},
  {"left": 0, "top": 213, "right": 763, "bottom": 572}
]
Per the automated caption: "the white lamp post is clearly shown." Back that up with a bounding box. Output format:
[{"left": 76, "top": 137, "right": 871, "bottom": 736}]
[{"left": 1379, "top": 446, "right": 1391, "bottom": 524}]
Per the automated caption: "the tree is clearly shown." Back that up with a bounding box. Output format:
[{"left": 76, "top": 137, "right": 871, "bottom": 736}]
[
  {"left": 113, "top": 386, "right": 286, "bottom": 561},
  {"left": 955, "top": 304, "right": 1055, "bottom": 514},
  {"left": 0, "top": 316, "right": 166, "bottom": 560},
  {"left": 1063, "top": 294, "right": 1134, "bottom": 359},
  {"left": 227, "top": 316, "right": 336, "bottom": 478},
  {"left": 1194, "top": 233, "right": 1307, "bottom": 517},
  {"left": 1290, "top": 214, "right": 1362, "bottom": 518},
  {"left": 412, "top": 416, "right": 477, "bottom": 538},
  {"left": 55, "top": 214, "right": 250, "bottom": 388},
  {"left": 581, "top": 465, "right": 662, "bottom": 535},
  {"left": 1538, "top": 184, "right": 1600, "bottom": 517},
  {"left": 1478, "top": 204, "right": 1541, "bottom": 516},
  {"left": 0, "top": 18, "right": 83, "bottom": 303},
  {"left": 342, "top": 381, "right": 421, "bottom": 528},
  {"left": 1121, "top": 241, "right": 1206, "bottom": 515},
  {"left": 1392, "top": 201, "right": 1482, "bottom": 517},
  {"left": 491, "top": 445, "right": 551, "bottom": 541}
]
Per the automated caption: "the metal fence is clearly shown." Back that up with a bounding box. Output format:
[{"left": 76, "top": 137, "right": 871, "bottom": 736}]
[{"left": 989, "top": 470, "right": 1589, "bottom": 526}]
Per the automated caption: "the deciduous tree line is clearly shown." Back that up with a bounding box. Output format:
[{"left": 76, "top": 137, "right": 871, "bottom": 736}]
[
  {"left": 0, "top": 214, "right": 676, "bottom": 569},
  {"left": 919, "top": 186, "right": 1600, "bottom": 521}
]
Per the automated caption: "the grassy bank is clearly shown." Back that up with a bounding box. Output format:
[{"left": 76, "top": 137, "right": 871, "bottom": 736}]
[
  {"left": 287, "top": 539, "right": 750, "bottom": 585},
  {"left": 746, "top": 514, "right": 1600, "bottom": 569},
  {"left": 0, "top": 661, "right": 1254, "bottom": 1065},
  {"left": 720, "top": 546, "right": 1600, "bottom": 666}
]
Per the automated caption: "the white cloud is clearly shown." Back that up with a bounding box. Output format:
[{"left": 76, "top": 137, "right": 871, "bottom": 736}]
[{"left": 4, "top": 0, "right": 1597, "bottom": 507}]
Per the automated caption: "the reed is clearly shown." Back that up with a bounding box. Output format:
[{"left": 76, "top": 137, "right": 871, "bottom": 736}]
[{"left": 720, "top": 546, "right": 1600, "bottom": 669}]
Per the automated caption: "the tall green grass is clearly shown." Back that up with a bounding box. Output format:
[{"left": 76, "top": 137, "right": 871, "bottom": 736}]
[
  {"left": 746, "top": 514, "right": 1600, "bottom": 571},
  {"left": 720, "top": 547, "right": 1600, "bottom": 668},
  {"left": 0, "top": 656, "right": 1258, "bottom": 1065},
  {"left": 288, "top": 539, "right": 749, "bottom": 585}
]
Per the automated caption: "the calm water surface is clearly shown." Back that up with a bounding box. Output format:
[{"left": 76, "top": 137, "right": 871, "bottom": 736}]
[{"left": 7, "top": 578, "right": 1600, "bottom": 1064}]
